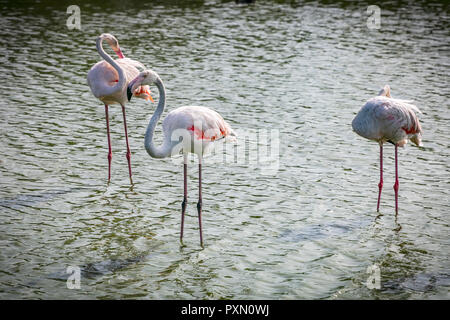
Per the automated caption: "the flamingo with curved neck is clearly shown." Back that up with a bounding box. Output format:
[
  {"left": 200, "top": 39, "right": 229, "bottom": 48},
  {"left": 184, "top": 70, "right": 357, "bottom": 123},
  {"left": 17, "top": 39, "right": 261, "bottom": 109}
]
[
  {"left": 87, "top": 33, "right": 152, "bottom": 184},
  {"left": 128, "top": 70, "right": 236, "bottom": 246}
]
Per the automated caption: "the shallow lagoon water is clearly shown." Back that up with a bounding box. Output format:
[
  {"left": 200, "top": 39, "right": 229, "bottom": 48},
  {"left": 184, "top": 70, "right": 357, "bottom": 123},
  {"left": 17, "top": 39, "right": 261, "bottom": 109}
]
[{"left": 0, "top": 0, "right": 449, "bottom": 299}]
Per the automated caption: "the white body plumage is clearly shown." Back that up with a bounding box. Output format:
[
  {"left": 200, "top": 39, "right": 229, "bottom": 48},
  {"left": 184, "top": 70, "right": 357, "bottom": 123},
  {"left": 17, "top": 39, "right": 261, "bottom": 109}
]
[
  {"left": 352, "top": 86, "right": 423, "bottom": 147},
  {"left": 87, "top": 58, "right": 148, "bottom": 105}
]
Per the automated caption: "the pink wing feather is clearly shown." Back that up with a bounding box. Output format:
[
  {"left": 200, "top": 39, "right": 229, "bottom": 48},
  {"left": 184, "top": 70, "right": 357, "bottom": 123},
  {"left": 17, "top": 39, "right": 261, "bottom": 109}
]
[{"left": 163, "top": 106, "right": 236, "bottom": 142}]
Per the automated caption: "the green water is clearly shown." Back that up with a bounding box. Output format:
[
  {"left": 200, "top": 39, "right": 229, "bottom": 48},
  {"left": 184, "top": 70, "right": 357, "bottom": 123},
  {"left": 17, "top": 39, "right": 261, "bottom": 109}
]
[{"left": 0, "top": 0, "right": 448, "bottom": 299}]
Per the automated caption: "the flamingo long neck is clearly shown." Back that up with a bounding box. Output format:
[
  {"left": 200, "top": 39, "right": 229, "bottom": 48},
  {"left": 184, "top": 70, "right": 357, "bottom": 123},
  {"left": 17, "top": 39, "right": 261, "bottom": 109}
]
[
  {"left": 96, "top": 37, "right": 126, "bottom": 96},
  {"left": 144, "top": 78, "right": 175, "bottom": 159}
]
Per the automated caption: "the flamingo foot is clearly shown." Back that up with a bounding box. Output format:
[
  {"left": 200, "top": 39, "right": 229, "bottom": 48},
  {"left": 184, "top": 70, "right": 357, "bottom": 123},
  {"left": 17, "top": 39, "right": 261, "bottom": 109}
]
[
  {"left": 107, "top": 151, "right": 112, "bottom": 182},
  {"left": 393, "top": 180, "right": 399, "bottom": 214},
  {"left": 121, "top": 105, "right": 133, "bottom": 185},
  {"left": 197, "top": 162, "right": 204, "bottom": 247},
  {"left": 126, "top": 150, "right": 133, "bottom": 185},
  {"left": 377, "top": 180, "right": 383, "bottom": 212},
  {"left": 197, "top": 200, "right": 204, "bottom": 247},
  {"left": 181, "top": 198, "right": 187, "bottom": 243},
  {"left": 376, "top": 143, "right": 383, "bottom": 212},
  {"left": 394, "top": 144, "right": 399, "bottom": 215},
  {"left": 180, "top": 162, "right": 187, "bottom": 244},
  {"left": 105, "top": 104, "right": 112, "bottom": 182}
]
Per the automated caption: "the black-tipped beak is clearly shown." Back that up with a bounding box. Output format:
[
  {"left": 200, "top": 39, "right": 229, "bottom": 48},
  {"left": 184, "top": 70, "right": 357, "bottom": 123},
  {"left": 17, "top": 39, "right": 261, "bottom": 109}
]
[{"left": 127, "top": 86, "right": 133, "bottom": 102}]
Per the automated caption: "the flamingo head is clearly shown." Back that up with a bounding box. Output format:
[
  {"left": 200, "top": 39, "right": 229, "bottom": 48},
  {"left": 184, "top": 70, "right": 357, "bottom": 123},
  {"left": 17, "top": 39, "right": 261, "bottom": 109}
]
[
  {"left": 99, "top": 33, "right": 124, "bottom": 58},
  {"left": 127, "top": 70, "right": 160, "bottom": 101}
]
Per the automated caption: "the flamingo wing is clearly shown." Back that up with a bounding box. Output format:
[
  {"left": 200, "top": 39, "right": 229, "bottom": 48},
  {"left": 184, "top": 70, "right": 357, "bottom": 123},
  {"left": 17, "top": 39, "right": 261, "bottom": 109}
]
[
  {"left": 163, "top": 106, "right": 236, "bottom": 142},
  {"left": 352, "top": 96, "right": 422, "bottom": 146}
]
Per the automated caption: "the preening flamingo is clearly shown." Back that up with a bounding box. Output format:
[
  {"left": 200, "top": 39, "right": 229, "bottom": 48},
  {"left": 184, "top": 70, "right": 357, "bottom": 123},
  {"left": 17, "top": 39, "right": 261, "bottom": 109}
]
[
  {"left": 87, "top": 33, "right": 153, "bottom": 184},
  {"left": 127, "top": 70, "right": 236, "bottom": 246},
  {"left": 352, "top": 85, "right": 423, "bottom": 214}
]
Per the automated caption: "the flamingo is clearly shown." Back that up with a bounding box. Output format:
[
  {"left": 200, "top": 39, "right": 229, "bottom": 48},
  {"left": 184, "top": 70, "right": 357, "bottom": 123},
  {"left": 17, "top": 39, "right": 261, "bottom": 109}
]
[
  {"left": 352, "top": 85, "right": 423, "bottom": 214},
  {"left": 127, "top": 70, "right": 236, "bottom": 246},
  {"left": 87, "top": 33, "right": 153, "bottom": 184}
]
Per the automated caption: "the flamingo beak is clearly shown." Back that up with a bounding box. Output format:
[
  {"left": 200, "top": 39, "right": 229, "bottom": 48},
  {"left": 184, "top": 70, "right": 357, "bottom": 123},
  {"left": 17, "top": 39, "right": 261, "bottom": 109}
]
[
  {"left": 115, "top": 49, "right": 125, "bottom": 59},
  {"left": 127, "top": 78, "right": 137, "bottom": 102},
  {"left": 127, "top": 85, "right": 133, "bottom": 101},
  {"left": 127, "top": 77, "right": 140, "bottom": 101}
]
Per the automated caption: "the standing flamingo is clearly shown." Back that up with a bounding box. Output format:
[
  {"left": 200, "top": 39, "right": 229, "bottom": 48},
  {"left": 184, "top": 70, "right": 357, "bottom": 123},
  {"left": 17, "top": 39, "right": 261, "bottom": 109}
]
[
  {"left": 127, "top": 70, "right": 236, "bottom": 246},
  {"left": 87, "top": 33, "right": 153, "bottom": 184},
  {"left": 352, "top": 85, "right": 423, "bottom": 214}
]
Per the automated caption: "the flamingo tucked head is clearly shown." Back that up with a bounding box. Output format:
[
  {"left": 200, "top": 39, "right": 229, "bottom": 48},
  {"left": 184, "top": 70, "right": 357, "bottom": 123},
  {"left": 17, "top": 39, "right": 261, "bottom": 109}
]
[
  {"left": 98, "top": 33, "right": 125, "bottom": 59},
  {"left": 127, "top": 70, "right": 160, "bottom": 102}
]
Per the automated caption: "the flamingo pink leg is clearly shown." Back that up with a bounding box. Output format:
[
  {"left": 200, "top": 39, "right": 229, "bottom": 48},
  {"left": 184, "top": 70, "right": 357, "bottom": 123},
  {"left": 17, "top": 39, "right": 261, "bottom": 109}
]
[
  {"left": 393, "top": 144, "right": 399, "bottom": 214},
  {"left": 180, "top": 162, "right": 187, "bottom": 243},
  {"left": 197, "top": 163, "right": 204, "bottom": 247},
  {"left": 105, "top": 105, "right": 112, "bottom": 182},
  {"left": 121, "top": 105, "right": 133, "bottom": 185},
  {"left": 377, "top": 143, "right": 383, "bottom": 212}
]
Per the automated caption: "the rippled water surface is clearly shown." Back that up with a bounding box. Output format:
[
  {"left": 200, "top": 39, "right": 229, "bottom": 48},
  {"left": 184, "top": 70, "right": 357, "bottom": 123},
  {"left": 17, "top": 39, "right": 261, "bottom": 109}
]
[{"left": 0, "top": 0, "right": 449, "bottom": 299}]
